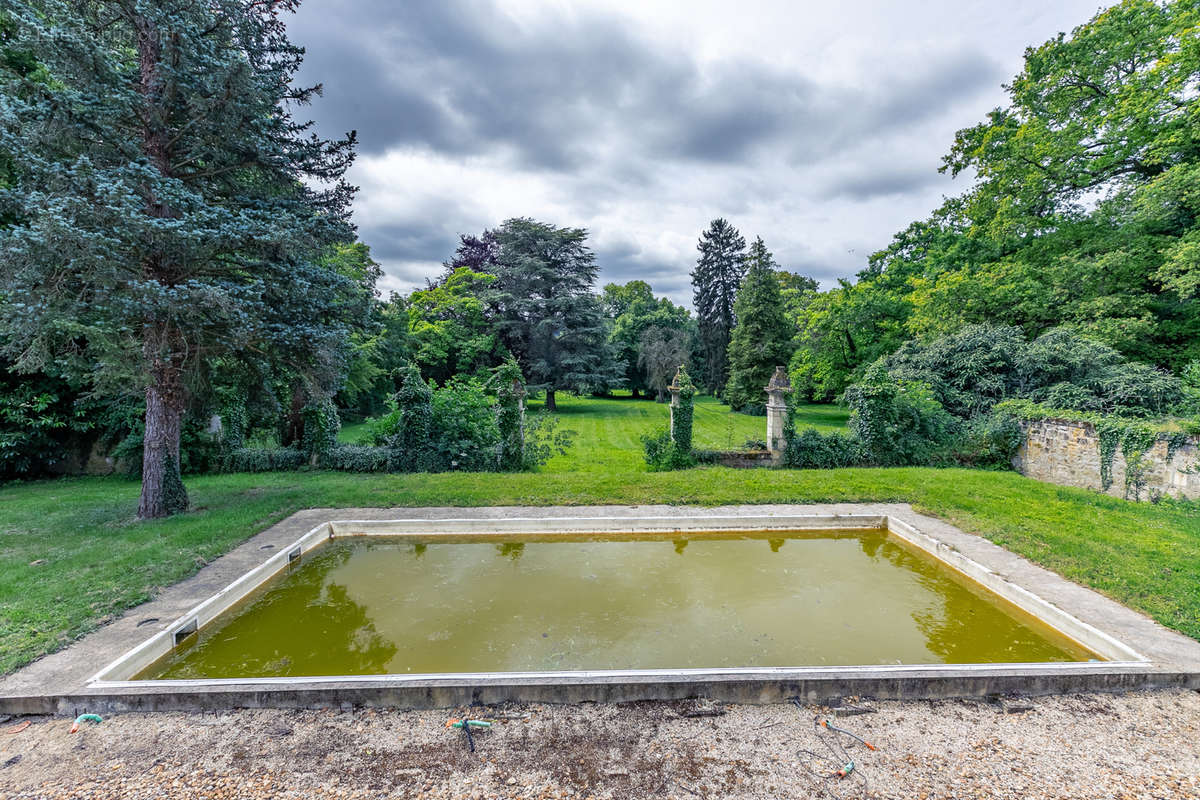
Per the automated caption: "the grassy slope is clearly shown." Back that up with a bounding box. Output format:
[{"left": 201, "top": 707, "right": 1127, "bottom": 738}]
[{"left": 1, "top": 396, "right": 1196, "bottom": 675}]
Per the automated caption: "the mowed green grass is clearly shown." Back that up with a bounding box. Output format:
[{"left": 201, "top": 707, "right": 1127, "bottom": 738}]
[
  {"left": 1, "top": 394, "right": 1196, "bottom": 676},
  {"left": 531, "top": 393, "right": 849, "bottom": 472}
]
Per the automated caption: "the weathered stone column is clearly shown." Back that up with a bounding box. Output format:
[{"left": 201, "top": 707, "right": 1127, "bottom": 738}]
[
  {"left": 668, "top": 369, "right": 682, "bottom": 438},
  {"left": 764, "top": 366, "right": 791, "bottom": 457}
]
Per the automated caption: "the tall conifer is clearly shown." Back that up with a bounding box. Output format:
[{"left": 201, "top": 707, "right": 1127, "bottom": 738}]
[
  {"left": 726, "top": 237, "right": 795, "bottom": 411},
  {"left": 0, "top": 1, "right": 360, "bottom": 517},
  {"left": 691, "top": 218, "right": 746, "bottom": 396}
]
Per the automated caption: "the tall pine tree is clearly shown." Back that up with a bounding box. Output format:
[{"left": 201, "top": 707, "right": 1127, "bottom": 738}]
[
  {"left": 691, "top": 218, "right": 746, "bottom": 396},
  {"left": 726, "top": 237, "right": 795, "bottom": 411},
  {"left": 0, "top": 1, "right": 360, "bottom": 517}
]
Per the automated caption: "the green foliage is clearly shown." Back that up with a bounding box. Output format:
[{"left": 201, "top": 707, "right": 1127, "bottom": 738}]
[
  {"left": 428, "top": 378, "right": 501, "bottom": 471},
  {"left": 783, "top": 428, "right": 864, "bottom": 469},
  {"left": 520, "top": 411, "right": 575, "bottom": 471},
  {"left": 883, "top": 325, "right": 1186, "bottom": 418},
  {"left": 387, "top": 365, "right": 435, "bottom": 472},
  {"left": 219, "top": 396, "right": 248, "bottom": 451},
  {"left": 641, "top": 428, "right": 696, "bottom": 471},
  {"left": 0, "top": 0, "right": 365, "bottom": 517},
  {"left": 1183, "top": 361, "right": 1200, "bottom": 413},
  {"left": 223, "top": 447, "right": 307, "bottom": 473},
  {"left": 950, "top": 414, "right": 1025, "bottom": 470},
  {"left": 493, "top": 359, "right": 526, "bottom": 472},
  {"left": 300, "top": 397, "right": 341, "bottom": 462},
  {"left": 320, "top": 445, "right": 395, "bottom": 473},
  {"left": 726, "top": 237, "right": 795, "bottom": 411},
  {"left": 408, "top": 268, "right": 508, "bottom": 385},
  {"left": 670, "top": 365, "right": 696, "bottom": 453},
  {"left": 0, "top": 364, "right": 93, "bottom": 478},
  {"left": 450, "top": 219, "right": 619, "bottom": 406},
  {"left": 845, "top": 364, "right": 958, "bottom": 466},
  {"left": 603, "top": 281, "right": 693, "bottom": 397},
  {"left": 692, "top": 218, "right": 747, "bottom": 396}
]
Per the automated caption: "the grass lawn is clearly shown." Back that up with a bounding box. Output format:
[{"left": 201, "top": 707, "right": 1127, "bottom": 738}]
[
  {"left": 1, "top": 394, "right": 1196, "bottom": 676},
  {"left": 530, "top": 393, "right": 848, "bottom": 473}
]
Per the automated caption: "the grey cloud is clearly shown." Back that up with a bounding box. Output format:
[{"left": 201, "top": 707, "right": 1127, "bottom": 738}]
[
  {"left": 821, "top": 163, "right": 949, "bottom": 201},
  {"left": 291, "top": 1, "right": 1000, "bottom": 169}
]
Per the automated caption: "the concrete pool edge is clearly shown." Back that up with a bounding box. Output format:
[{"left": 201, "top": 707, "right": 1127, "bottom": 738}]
[{"left": 4, "top": 503, "right": 1199, "bottom": 713}]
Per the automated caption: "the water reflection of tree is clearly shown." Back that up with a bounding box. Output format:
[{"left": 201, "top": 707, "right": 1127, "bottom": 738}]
[
  {"left": 257, "top": 547, "right": 398, "bottom": 676},
  {"left": 673, "top": 538, "right": 688, "bottom": 555},
  {"left": 768, "top": 538, "right": 785, "bottom": 553},
  {"left": 875, "top": 540, "right": 1064, "bottom": 664},
  {"left": 495, "top": 542, "right": 525, "bottom": 561}
]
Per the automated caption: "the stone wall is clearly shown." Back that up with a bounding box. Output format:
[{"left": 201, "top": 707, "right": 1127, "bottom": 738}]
[{"left": 1014, "top": 419, "right": 1200, "bottom": 501}]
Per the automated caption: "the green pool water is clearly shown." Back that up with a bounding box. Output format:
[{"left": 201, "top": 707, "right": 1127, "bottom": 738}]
[{"left": 143, "top": 531, "right": 1097, "bottom": 679}]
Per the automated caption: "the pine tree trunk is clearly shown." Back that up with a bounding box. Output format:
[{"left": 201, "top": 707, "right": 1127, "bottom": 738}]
[
  {"left": 545, "top": 389, "right": 557, "bottom": 412},
  {"left": 631, "top": 387, "right": 640, "bottom": 399},
  {"left": 138, "top": 324, "right": 188, "bottom": 519}
]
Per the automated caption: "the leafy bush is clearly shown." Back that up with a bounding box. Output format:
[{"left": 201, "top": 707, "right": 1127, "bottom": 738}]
[
  {"left": 783, "top": 428, "right": 864, "bottom": 469},
  {"left": 1182, "top": 360, "right": 1200, "bottom": 413},
  {"left": 112, "top": 413, "right": 226, "bottom": 477},
  {"left": 300, "top": 397, "right": 341, "bottom": 463},
  {"left": 428, "top": 378, "right": 501, "bottom": 471},
  {"left": 883, "top": 324, "right": 1185, "bottom": 418},
  {"left": 368, "top": 367, "right": 571, "bottom": 473},
  {"left": 321, "top": 445, "right": 395, "bottom": 473},
  {"left": 845, "top": 364, "right": 958, "bottom": 466},
  {"left": 0, "top": 366, "right": 94, "bottom": 479},
  {"left": 223, "top": 447, "right": 307, "bottom": 473},
  {"left": 948, "top": 413, "right": 1025, "bottom": 469},
  {"left": 641, "top": 428, "right": 696, "bottom": 471}
]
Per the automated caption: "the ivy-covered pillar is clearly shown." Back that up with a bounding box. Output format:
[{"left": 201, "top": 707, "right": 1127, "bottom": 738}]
[
  {"left": 765, "top": 366, "right": 791, "bottom": 457},
  {"left": 497, "top": 376, "right": 527, "bottom": 471},
  {"left": 667, "top": 365, "right": 695, "bottom": 452}
]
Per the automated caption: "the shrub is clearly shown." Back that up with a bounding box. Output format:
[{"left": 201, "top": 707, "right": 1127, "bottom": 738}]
[
  {"left": 882, "top": 324, "right": 1185, "bottom": 418},
  {"left": 948, "top": 413, "right": 1025, "bottom": 469},
  {"left": 845, "top": 363, "right": 958, "bottom": 466},
  {"left": 322, "top": 445, "right": 395, "bottom": 473},
  {"left": 494, "top": 360, "right": 526, "bottom": 471},
  {"left": 428, "top": 378, "right": 501, "bottom": 471},
  {"left": 521, "top": 411, "right": 575, "bottom": 470},
  {"left": 1181, "top": 360, "right": 1200, "bottom": 413},
  {"left": 783, "top": 428, "right": 864, "bottom": 469},
  {"left": 223, "top": 447, "right": 307, "bottom": 472},
  {"left": 300, "top": 396, "right": 341, "bottom": 463},
  {"left": 642, "top": 428, "right": 696, "bottom": 471}
]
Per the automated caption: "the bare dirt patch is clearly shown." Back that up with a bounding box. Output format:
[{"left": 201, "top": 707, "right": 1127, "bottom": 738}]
[{"left": 1, "top": 690, "right": 1197, "bottom": 799}]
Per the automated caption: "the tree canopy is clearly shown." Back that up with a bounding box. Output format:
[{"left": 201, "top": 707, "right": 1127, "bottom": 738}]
[
  {"left": 0, "top": 0, "right": 362, "bottom": 516},
  {"left": 726, "top": 238, "right": 795, "bottom": 411},
  {"left": 691, "top": 218, "right": 747, "bottom": 397}
]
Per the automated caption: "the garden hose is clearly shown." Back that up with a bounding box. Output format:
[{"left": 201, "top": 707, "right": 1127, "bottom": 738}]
[{"left": 69, "top": 714, "right": 102, "bottom": 734}]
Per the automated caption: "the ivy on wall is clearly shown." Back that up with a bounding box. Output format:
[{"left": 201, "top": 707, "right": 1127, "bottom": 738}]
[{"left": 996, "top": 399, "right": 1197, "bottom": 500}]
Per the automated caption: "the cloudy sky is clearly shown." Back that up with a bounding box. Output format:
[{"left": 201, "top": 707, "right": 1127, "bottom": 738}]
[{"left": 287, "top": 0, "right": 1105, "bottom": 306}]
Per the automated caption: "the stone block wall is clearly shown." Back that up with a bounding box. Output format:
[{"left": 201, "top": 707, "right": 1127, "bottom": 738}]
[{"left": 1013, "top": 419, "right": 1200, "bottom": 501}]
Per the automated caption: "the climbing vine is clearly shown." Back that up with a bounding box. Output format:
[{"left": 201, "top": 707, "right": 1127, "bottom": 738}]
[
  {"left": 493, "top": 360, "right": 526, "bottom": 472},
  {"left": 300, "top": 396, "right": 341, "bottom": 464},
  {"left": 995, "top": 400, "right": 1190, "bottom": 498},
  {"left": 670, "top": 365, "right": 696, "bottom": 453}
]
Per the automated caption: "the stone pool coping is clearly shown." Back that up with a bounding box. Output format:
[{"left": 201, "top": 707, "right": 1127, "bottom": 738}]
[{"left": 3, "top": 503, "right": 1199, "bottom": 713}]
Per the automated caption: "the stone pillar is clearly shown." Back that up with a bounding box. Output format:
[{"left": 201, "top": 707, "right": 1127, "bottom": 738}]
[{"left": 764, "top": 366, "right": 791, "bottom": 456}]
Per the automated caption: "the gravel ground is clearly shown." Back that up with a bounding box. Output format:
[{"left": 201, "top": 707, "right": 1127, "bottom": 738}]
[{"left": 1, "top": 690, "right": 1198, "bottom": 799}]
